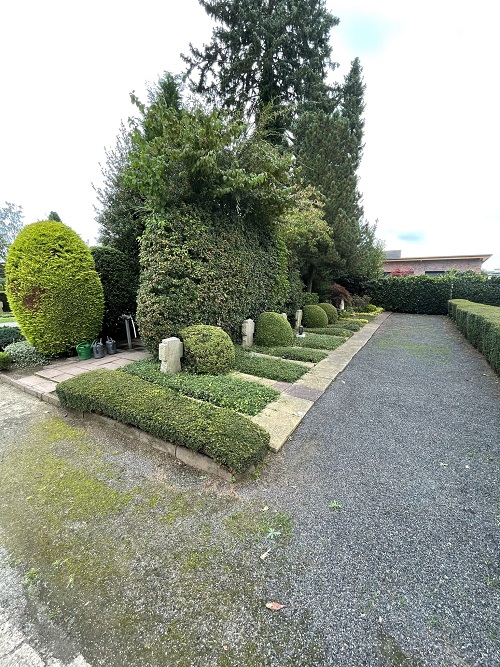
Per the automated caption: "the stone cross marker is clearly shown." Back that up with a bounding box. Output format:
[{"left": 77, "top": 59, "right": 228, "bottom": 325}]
[
  {"left": 295, "top": 309, "right": 303, "bottom": 329},
  {"left": 159, "top": 337, "right": 183, "bottom": 374},
  {"left": 241, "top": 319, "right": 255, "bottom": 347}
]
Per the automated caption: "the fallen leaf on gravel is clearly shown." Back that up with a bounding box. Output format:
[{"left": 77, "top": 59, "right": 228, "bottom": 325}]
[
  {"left": 260, "top": 549, "right": 271, "bottom": 560},
  {"left": 266, "top": 601, "right": 286, "bottom": 611}
]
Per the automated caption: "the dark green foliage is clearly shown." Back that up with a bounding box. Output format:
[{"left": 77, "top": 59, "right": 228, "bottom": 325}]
[
  {"left": 121, "top": 359, "right": 278, "bottom": 415},
  {"left": 318, "top": 302, "right": 338, "bottom": 324},
  {"left": 179, "top": 325, "right": 235, "bottom": 375},
  {"left": 233, "top": 346, "right": 308, "bottom": 382},
  {"left": 338, "top": 320, "right": 362, "bottom": 332},
  {"left": 302, "top": 304, "right": 328, "bottom": 328},
  {"left": 183, "top": 0, "right": 339, "bottom": 140},
  {"left": 0, "top": 291, "right": 10, "bottom": 311},
  {"left": 295, "top": 333, "right": 345, "bottom": 351},
  {"left": 369, "top": 274, "right": 500, "bottom": 315},
  {"left": 47, "top": 211, "right": 61, "bottom": 222},
  {"left": 449, "top": 299, "right": 500, "bottom": 374},
  {"left": 3, "top": 341, "right": 50, "bottom": 367},
  {"left": 304, "top": 327, "right": 352, "bottom": 338},
  {"left": 138, "top": 208, "right": 289, "bottom": 351},
  {"left": 5, "top": 221, "right": 104, "bottom": 355},
  {"left": 0, "top": 351, "right": 11, "bottom": 370},
  {"left": 254, "top": 312, "right": 294, "bottom": 347},
  {"left": 90, "top": 246, "right": 138, "bottom": 338},
  {"left": 0, "top": 325, "right": 24, "bottom": 349},
  {"left": 56, "top": 370, "right": 269, "bottom": 473},
  {"left": 301, "top": 292, "right": 320, "bottom": 306},
  {"left": 247, "top": 345, "right": 327, "bottom": 363}
]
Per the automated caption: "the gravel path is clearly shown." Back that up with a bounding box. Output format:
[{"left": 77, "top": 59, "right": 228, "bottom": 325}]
[
  {"left": 0, "top": 313, "right": 498, "bottom": 666},
  {"left": 240, "top": 312, "right": 500, "bottom": 666}
]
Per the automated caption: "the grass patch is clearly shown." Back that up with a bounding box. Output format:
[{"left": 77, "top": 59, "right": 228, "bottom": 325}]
[
  {"left": 246, "top": 345, "right": 328, "bottom": 363},
  {"left": 295, "top": 333, "right": 345, "bottom": 351},
  {"left": 0, "top": 315, "right": 15, "bottom": 324},
  {"left": 56, "top": 370, "right": 269, "bottom": 473},
  {"left": 233, "top": 346, "right": 309, "bottom": 382},
  {"left": 121, "top": 359, "right": 278, "bottom": 416}
]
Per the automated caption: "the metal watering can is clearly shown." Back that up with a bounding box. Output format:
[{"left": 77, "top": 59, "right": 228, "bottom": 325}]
[
  {"left": 105, "top": 336, "right": 117, "bottom": 355},
  {"left": 92, "top": 339, "right": 106, "bottom": 359}
]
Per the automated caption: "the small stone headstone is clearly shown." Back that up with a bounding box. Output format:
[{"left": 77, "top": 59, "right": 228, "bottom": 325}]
[
  {"left": 281, "top": 312, "right": 288, "bottom": 321},
  {"left": 339, "top": 298, "right": 345, "bottom": 311},
  {"left": 295, "top": 309, "right": 303, "bottom": 329},
  {"left": 241, "top": 319, "right": 255, "bottom": 347},
  {"left": 159, "top": 337, "right": 183, "bottom": 373}
]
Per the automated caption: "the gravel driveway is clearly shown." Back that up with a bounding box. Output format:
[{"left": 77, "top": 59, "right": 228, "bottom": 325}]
[{"left": 0, "top": 313, "right": 498, "bottom": 666}]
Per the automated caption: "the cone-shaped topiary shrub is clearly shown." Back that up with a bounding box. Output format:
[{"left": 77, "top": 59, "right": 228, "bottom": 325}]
[
  {"left": 179, "top": 325, "right": 235, "bottom": 375},
  {"left": 90, "top": 246, "right": 138, "bottom": 339},
  {"left": 254, "top": 312, "right": 294, "bottom": 347},
  {"left": 302, "top": 304, "right": 328, "bottom": 328},
  {"left": 5, "top": 221, "right": 104, "bottom": 355},
  {"left": 318, "top": 302, "right": 338, "bottom": 324}
]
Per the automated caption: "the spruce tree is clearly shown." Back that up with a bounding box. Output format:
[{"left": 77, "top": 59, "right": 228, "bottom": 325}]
[{"left": 182, "top": 0, "right": 339, "bottom": 141}]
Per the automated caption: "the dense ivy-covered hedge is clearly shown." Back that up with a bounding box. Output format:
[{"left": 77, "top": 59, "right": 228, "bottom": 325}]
[
  {"left": 179, "top": 325, "right": 234, "bottom": 375},
  {"left": 254, "top": 312, "right": 294, "bottom": 347},
  {"left": 137, "top": 208, "right": 289, "bottom": 353},
  {"left": 5, "top": 221, "right": 104, "bottom": 355},
  {"left": 90, "top": 246, "right": 138, "bottom": 339},
  {"left": 56, "top": 370, "right": 269, "bottom": 473},
  {"left": 449, "top": 299, "right": 500, "bottom": 374},
  {"left": 369, "top": 275, "right": 500, "bottom": 314}
]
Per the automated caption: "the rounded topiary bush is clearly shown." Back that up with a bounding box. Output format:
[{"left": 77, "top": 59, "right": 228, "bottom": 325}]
[
  {"left": 3, "top": 341, "right": 49, "bottom": 367},
  {"left": 318, "top": 302, "right": 338, "bottom": 324},
  {"left": 5, "top": 221, "right": 104, "bottom": 356},
  {"left": 90, "top": 246, "right": 138, "bottom": 339},
  {"left": 179, "top": 325, "right": 235, "bottom": 375},
  {"left": 254, "top": 312, "right": 294, "bottom": 347},
  {"left": 302, "top": 304, "right": 328, "bottom": 328}
]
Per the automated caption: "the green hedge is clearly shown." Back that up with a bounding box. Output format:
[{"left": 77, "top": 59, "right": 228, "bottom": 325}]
[
  {"left": 5, "top": 221, "right": 104, "bottom": 355},
  {"left": 295, "top": 333, "right": 345, "bottom": 351},
  {"left": 0, "top": 351, "right": 11, "bottom": 370},
  {"left": 179, "top": 325, "right": 235, "bottom": 375},
  {"left": 302, "top": 305, "right": 328, "bottom": 328},
  {"left": 137, "top": 207, "right": 290, "bottom": 353},
  {"left": 254, "top": 312, "right": 294, "bottom": 347},
  {"left": 0, "top": 326, "right": 24, "bottom": 350},
  {"left": 368, "top": 274, "right": 500, "bottom": 315},
  {"left": 249, "top": 345, "right": 328, "bottom": 363},
  {"left": 448, "top": 299, "right": 500, "bottom": 374},
  {"left": 56, "top": 370, "right": 269, "bottom": 473},
  {"left": 233, "top": 346, "right": 308, "bottom": 382},
  {"left": 318, "top": 302, "right": 338, "bottom": 324},
  {"left": 304, "top": 327, "right": 352, "bottom": 338}
]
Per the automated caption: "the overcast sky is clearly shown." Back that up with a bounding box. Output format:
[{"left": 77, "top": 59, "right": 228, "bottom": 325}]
[{"left": 1, "top": 0, "right": 499, "bottom": 270}]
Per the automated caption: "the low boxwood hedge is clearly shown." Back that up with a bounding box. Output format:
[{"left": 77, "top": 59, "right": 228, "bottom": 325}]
[
  {"left": 338, "top": 320, "right": 362, "bottom": 332},
  {"left": 0, "top": 351, "right": 11, "bottom": 370},
  {"left": 56, "top": 370, "right": 269, "bottom": 473},
  {"left": 295, "top": 333, "right": 345, "bottom": 351},
  {"left": 304, "top": 327, "right": 352, "bottom": 338},
  {"left": 249, "top": 345, "right": 328, "bottom": 363},
  {"left": 233, "top": 346, "right": 308, "bottom": 382},
  {"left": 121, "top": 359, "right": 278, "bottom": 415},
  {"left": 179, "top": 325, "right": 235, "bottom": 375},
  {"left": 449, "top": 299, "right": 500, "bottom": 374}
]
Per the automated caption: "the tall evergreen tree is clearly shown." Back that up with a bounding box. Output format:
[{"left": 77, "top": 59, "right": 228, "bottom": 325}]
[
  {"left": 182, "top": 0, "right": 339, "bottom": 141},
  {"left": 341, "top": 57, "right": 365, "bottom": 171}
]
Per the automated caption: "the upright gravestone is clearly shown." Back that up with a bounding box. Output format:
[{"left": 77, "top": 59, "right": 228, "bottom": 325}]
[
  {"left": 159, "top": 337, "right": 183, "bottom": 374},
  {"left": 295, "top": 309, "right": 303, "bottom": 329},
  {"left": 241, "top": 319, "right": 255, "bottom": 347}
]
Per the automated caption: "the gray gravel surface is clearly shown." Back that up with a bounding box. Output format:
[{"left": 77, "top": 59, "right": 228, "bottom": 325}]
[
  {"left": 240, "top": 313, "right": 500, "bottom": 666},
  {"left": 0, "top": 313, "right": 498, "bottom": 667}
]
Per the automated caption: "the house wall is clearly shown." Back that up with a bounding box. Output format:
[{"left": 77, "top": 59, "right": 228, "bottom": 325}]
[{"left": 383, "top": 257, "right": 485, "bottom": 276}]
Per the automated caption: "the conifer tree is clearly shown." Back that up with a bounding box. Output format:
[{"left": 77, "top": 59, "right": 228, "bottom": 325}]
[{"left": 183, "top": 0, "right": 339, "bottom": 141}]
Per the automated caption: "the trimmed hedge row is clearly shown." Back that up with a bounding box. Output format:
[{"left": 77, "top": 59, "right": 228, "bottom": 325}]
[
  {"left": 56, "top": 370, "right": 269, "bottom": 473},
  {"left": 448, "top": 299, "right": 500, "bottom": 374},
  {"left": 368, "top": 275, "right": 500, "bottom": 315}
]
